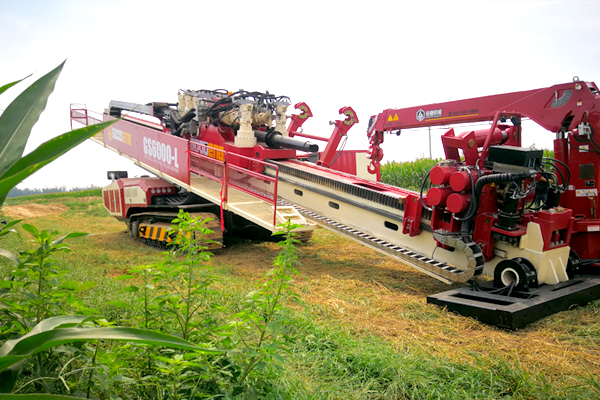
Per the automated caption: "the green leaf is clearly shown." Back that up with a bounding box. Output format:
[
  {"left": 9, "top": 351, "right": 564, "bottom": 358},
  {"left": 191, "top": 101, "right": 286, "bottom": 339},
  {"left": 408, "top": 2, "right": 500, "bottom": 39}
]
[
  {"left": 0, "top": 120, "right": 115, "bottom": 204},
  {"left": 0, "top": 219, "right": 23, "bottom": 231},
  {"left": 79, "top": 281, "right": 97, "bottom": 291},
  {"left": 58, "top": 281, "right": 78, "bottom": 290},
  {"left": 0, "top": 228, "right": 19, "bottom": 239},
  {"left": 121, "top": 285, "right": 139, "bottom": 293},
  {"left": 0, "top": 315, "right": 92, "bottom": 392},
  {"left": 0, "top": 62, "right": 64, "bottom": 179},
  {"left": 20, "top": 224, "right": 38, "bottom": 236},
  {"left": 0, "top": 326, "right": 220, "bottom": 373},
  {"left": 0, "top": 75, "right": 31, "bottom": 96},
  {"left": 111, "top": 375, "right": 136, "bottom": 383},
  {"left": 0, "top": 316, "right": 91, "bottom": 357}
]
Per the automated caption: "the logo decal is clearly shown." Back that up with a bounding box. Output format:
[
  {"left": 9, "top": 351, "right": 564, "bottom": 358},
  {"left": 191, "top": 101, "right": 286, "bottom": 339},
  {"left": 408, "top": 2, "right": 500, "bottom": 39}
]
[
  {"left": 416, "top": 108, "right": 443, "bottom": 122},
  {"left": 109, "top": 128, "right": 131, "bottom": 145}
]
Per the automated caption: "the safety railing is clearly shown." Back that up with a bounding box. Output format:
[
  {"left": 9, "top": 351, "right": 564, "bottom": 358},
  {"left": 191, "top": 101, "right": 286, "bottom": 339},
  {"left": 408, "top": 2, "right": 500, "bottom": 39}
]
[
  {"left": 70, "top": 104, "right": 280, "bottom": 227},
  {"left": 189, "top": 144, "right": 279, "bottom": 227},
  {"left": 70, "top": 104, "right": 106, "bottom": 143},
  {"left": 70, "top": 104, "right": 104, "bottom": 127}
]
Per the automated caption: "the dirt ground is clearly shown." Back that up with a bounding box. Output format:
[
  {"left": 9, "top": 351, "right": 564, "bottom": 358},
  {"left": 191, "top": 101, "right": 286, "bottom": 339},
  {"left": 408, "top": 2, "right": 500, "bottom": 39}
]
[
  {"left": 4, "top": 201, "right": 600, "bottom": 383},
  {"left": 2, "top": 203, "right": 68, "bottom": 219}
]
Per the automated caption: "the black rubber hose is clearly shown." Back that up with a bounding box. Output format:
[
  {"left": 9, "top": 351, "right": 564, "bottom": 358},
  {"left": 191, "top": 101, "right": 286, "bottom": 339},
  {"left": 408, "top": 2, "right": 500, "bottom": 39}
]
[
  {"left": 460, "top": 171, "right": 532, "bottom": 241},
  {"left": 419, "top": 169, "right": 433, "bottom": 212},
  {"left": 180, "top": 109, "right": 196, "bottom": 123},
  {"left": 543, "top": 157, "right": 571, "bottom": 189}
]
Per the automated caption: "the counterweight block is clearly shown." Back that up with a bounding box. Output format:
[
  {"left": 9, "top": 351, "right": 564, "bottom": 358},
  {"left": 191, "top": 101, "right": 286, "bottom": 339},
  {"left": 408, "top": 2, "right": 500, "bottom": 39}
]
[{"left": 427, "top": 275, "right": 600, "bottom": 329}]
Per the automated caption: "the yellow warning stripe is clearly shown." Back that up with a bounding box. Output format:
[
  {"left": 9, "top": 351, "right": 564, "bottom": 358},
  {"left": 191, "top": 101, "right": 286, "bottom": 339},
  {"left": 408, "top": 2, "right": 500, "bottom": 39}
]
[
  {"left": 139, "top": 223, "right": 201, "bottom": 244},
  {"left": 139, "top": 224, "right": 176, "bottom": 243},
  {"left": 424, "top": 113, "right": 479, "bottom": 122}
]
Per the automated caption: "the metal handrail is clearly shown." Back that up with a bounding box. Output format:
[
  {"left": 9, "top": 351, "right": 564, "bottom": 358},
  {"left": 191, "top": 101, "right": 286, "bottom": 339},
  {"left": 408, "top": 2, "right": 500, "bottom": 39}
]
[{"left": 189, "top": 144, "right": 280, "bottom": 226}]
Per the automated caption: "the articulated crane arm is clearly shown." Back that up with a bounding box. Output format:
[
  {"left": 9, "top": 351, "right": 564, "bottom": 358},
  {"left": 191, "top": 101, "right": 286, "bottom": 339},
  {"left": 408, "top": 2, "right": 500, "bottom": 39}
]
[{"left": 366, "top": 79, "right": 600, "bottom": 173}]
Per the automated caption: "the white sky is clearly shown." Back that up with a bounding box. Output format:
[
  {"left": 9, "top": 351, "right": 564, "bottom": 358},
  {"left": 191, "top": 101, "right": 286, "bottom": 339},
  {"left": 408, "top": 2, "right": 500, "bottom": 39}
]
[{"left": 1, "top": 0, "right": 599, "bottom": 189}]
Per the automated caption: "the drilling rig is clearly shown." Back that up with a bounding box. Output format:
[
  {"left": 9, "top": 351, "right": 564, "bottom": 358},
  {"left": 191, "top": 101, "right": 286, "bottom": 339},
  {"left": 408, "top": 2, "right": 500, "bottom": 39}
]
[{"left": 71, "top": 79, "right": 600, "bottom": 328}]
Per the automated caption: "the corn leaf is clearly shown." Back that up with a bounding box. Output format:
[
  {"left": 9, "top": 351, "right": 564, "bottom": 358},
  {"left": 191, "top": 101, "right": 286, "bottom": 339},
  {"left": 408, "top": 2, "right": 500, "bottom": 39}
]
[
  {"left": 0, "top": 326, "right": 220, "bottom": 372},
  {"left": 0, "top": 62, "right": 65, "bottom": 179},
  {"left": 0, "top": 315, "right": 220, "bottom": 393},
  {"left": 0, "top": 316, "right": 91, "bottom": 357},
  {"left": 0, "top": 120, "right": 115, "bottom": 204},
  {"left": 0, "top": 75, "right": 31, "bottom": 96},
  {"left": 0, "top": 316, "right": 92, "bottom": 393}
]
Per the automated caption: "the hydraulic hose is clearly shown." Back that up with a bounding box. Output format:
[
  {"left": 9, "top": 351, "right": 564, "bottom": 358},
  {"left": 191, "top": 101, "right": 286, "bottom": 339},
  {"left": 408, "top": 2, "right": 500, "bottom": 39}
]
[{"left": 460, "top": 171, "right": 532, "bottom": 241}]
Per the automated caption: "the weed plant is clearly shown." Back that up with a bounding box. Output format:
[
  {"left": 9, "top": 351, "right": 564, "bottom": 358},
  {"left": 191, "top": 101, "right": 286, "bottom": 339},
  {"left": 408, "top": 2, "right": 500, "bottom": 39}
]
[{"left": 0, "top": 212, "right": 307, "bottom": 399}]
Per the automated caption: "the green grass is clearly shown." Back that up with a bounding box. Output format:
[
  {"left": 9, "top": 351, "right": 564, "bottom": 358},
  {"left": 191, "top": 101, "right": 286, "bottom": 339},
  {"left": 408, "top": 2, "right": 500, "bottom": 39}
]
[
  {"left": 272, "top": 313, "right": 596, "bottom": 400},
  {"left": 3, "top": 188, "right": 102, "bottom": 205}
]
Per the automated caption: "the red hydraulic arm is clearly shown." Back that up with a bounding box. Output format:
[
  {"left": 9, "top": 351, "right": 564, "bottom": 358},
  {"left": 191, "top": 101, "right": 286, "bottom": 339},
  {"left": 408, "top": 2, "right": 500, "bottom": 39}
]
[
  {"left": 317, "top": 106, "right": 359, "bottom": 168},
  {"left": 287, "top": 102, "right": 313, "bottom": 135}
]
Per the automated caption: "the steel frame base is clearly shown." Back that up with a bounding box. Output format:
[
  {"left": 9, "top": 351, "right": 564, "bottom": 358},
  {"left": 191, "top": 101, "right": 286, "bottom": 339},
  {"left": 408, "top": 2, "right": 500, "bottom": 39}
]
[{"left": 427, "top": 275, "right": 600, "bottom": 329}]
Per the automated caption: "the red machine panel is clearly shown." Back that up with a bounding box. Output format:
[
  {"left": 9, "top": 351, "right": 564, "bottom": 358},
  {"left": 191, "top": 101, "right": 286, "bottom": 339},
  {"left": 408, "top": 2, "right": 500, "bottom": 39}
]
[{"left": 101, "top": 115, "right": 190, "bottom": 184}]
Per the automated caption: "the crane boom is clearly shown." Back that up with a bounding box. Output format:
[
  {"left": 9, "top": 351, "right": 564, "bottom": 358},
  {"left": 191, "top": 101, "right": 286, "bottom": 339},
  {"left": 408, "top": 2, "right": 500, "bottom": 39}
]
[{"left": 369, "top": 79, "right": 599, "bottom": 133}]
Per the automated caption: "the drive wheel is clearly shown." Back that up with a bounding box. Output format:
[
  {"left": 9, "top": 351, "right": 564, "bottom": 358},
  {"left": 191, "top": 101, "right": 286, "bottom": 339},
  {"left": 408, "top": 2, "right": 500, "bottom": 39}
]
[{"left": 494, "top": 258, "right": 538, "bottom": 291}]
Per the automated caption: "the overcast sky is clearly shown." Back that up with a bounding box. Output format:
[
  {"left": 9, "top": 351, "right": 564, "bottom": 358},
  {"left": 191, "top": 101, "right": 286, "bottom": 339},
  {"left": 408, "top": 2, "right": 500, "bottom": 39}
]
[{"left": 1, "top": 0, "right": 599, "bottom": 189}]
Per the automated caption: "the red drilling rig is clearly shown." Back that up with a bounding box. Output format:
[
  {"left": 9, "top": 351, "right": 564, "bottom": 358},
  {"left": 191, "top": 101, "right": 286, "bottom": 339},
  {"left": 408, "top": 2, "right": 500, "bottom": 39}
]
[{"left": 71, "top": 79, "right": 600, "bottom": 328}]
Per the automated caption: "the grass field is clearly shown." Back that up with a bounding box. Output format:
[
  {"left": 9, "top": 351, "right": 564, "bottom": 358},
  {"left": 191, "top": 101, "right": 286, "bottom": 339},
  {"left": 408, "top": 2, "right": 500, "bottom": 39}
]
[{"left": 1, "top": 193, "right": 599, "bottom": 399}]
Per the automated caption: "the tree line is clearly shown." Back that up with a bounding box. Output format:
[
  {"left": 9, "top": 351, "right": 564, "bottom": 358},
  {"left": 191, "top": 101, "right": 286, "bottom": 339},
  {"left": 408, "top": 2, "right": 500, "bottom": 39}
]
[{"left": 7, "top": 185, "right": 100, "bottom": 198}]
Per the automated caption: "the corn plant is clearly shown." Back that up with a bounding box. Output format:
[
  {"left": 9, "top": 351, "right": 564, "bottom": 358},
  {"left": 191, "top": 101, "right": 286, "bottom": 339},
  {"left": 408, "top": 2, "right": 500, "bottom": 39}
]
[
  {"left": 0, "top": 315, "right": 217, "bottom": 395},
  {"left": 0, "top": 62, "right": 115, "bottom": 207},
  {"left": 0, "top": 64, "right": 225, "bottom": 398},
  {"left": 380, "top": 158, "right": 442, "bottom": 190}
]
